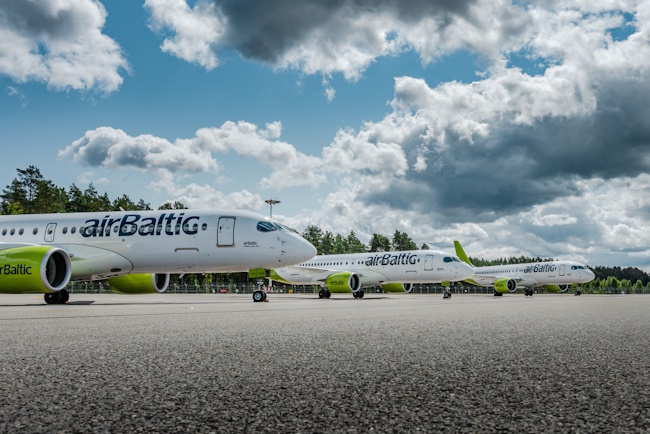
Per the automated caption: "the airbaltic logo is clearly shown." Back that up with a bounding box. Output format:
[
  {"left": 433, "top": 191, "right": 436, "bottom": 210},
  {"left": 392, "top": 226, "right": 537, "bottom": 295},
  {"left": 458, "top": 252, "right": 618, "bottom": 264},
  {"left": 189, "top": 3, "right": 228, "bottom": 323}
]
[
  {"left": 0, "top": 264, "right": 32, "bottom": 275},
  {"left": 366, "top": 253, "right": 417, "bottom": 266},
  {"left": 523, "top": 264, "right": 557, "bottom": 274},
  {"left": 82, "top": 213, "right": 201, "bottom": 238}
]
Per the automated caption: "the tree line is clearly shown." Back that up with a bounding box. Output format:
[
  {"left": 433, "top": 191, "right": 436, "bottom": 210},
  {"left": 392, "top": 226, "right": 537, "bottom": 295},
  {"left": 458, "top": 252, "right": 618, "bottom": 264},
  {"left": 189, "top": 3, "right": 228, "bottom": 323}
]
[{"left": 2, "top": 166, "right": 649, "bottom": 290}]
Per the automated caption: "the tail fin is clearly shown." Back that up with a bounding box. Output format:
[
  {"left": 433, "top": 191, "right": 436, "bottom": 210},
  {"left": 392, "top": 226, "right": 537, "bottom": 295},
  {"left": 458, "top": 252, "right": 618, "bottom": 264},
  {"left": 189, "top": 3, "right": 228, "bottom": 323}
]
[{"left": 454, "top": 241, "right": 475, "bottom": 267}]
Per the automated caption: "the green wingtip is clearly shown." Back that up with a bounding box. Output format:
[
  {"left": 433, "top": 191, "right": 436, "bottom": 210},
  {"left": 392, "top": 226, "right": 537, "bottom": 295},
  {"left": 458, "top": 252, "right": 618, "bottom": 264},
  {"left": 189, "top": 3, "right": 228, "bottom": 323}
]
[{"left": 454, "top": 240, "right": 474, "bottom": 267}]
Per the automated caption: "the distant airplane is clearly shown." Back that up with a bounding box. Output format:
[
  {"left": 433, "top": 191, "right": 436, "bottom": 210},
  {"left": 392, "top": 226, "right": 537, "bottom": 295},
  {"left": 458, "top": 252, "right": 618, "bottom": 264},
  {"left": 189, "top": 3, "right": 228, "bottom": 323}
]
[
  {"left": 269, "top": 249, "right": 475, "bottom": 298},
  {"left": 0, "top": 209, "right": 316, "bottom": 304},
  {"left": 454, "top": 241, "right": 595, "bottom": 296}
]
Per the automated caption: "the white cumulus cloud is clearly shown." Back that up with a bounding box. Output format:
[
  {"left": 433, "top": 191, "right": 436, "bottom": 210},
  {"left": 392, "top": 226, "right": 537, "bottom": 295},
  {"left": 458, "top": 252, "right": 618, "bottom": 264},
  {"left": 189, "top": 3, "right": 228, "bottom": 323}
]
[{"left": 0, "top": 0, "right": 129, "bottom": 93}]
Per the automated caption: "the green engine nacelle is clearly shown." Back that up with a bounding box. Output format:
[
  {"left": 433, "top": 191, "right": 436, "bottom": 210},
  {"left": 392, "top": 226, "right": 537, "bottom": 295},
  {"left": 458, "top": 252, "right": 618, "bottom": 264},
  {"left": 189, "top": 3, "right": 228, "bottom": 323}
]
[
  {"left": 544, "top": 284, "right": 570, "bottom": 293},
  {"left": 108, "top": 273, "right": 170, "bottom": 294},
  {"left": 494, "top": 277, "right": 518, "bottom": 294},
  {"left": 0, "top": 246, "right": 71, "bottom": 294},
  {"left": 381, "top": 282, "right": 413, "bottom": 293},
  {"left": 326, "top": 272, "right": 361, "bottom": 294}
]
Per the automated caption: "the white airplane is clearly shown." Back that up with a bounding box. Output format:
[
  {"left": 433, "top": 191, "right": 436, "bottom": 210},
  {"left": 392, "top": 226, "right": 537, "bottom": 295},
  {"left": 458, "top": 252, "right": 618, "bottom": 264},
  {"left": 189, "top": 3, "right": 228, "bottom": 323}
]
[
  {"left": 454, "top": 241, "right": 595, "bottom": 296},
  {"left": 269, "top": 249, "right": 475, "bottom": 298},
  {"left": 0, "top": 209, "right": 316, "bottom": 304}
]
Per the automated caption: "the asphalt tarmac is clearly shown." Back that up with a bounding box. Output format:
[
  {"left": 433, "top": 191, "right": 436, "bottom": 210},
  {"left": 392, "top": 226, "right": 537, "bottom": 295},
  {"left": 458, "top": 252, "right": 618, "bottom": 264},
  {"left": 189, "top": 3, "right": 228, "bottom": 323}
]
[{"left": 1, "top": 293, "right": 648, "bottom": 433}]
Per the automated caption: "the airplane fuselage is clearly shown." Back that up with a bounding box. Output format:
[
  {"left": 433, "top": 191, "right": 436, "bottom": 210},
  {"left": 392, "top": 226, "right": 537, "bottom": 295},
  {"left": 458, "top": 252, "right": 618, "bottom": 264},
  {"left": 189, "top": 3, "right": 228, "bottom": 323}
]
[
  {"left": 275, "top": 250, "right": 474, "bottom": 287},
  {"left": 471, "top": 261, "right": 595, "bottom": 288},
  {"left": 0, "top": 209, "right": 316, "bottom": 281}
]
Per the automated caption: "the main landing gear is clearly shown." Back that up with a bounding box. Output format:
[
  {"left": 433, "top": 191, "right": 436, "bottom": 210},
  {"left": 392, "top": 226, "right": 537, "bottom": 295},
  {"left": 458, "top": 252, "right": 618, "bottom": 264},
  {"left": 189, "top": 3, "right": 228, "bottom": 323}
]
[
  {"left": 252, "top": 290, "right": 267, "bottom": 302},
  {"left": 524, "top": 288, "right": 534, "bottom": 297},
  {"left": 318, "top": 289, "right": 331, "bottom": 299},
  {"left": 44, "top": 289, "right": 70, "bottom": 305},
  {"left": 352, "top": 291, "right": 364, "bottom": 299}
]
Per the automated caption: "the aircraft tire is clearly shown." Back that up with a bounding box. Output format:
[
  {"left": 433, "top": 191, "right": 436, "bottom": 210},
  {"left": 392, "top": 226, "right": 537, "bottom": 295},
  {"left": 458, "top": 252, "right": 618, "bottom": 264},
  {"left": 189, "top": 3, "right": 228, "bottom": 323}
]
[
  {"left": 253, "top": 291, "right": 265, "bottom": 302},
  {"left": 318, "top": 289, "right": 326, "bottom": 298},
  {"left": 59, "top": 289, "right": 70, "bottom": 304},
  {"left": 358, "top": 291, "right": 364, "bottom": 299},
  {"left": 44, "top": 292, "right": 61, "bottom": 305},
  {"left": 493, "top": 291, "right": 503, "bottom": 297},
  {"left": 325, "top": 290, "right": 331, "bottom": 299}
]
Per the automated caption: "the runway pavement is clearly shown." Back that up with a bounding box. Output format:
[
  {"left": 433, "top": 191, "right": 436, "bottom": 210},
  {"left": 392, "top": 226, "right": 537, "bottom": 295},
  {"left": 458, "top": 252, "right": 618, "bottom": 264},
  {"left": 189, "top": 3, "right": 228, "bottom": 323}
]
[{"left": 1, "top": 293, "right": 648, "bottom": 432}]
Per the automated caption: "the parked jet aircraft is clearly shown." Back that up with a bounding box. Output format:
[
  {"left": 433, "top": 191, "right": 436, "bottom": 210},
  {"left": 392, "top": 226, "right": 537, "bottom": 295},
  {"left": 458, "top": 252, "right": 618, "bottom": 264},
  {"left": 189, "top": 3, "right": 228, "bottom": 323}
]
[
  {"left": 269, "top": 249, "right": 474, "bottom": 298},
  {"left": 454, "top": 241, "right": 595, "bottom": 296},
  {"left": 0, "top": 209, "right": 316, "bottom": 304}
]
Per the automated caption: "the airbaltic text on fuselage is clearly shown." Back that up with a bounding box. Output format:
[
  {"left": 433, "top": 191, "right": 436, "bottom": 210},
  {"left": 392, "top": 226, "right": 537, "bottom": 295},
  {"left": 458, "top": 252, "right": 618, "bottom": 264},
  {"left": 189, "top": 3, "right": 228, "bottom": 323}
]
[
  {"left": 0, "top": 264, "right": 32, "bottom": 275},
  {"left": 366, "top": 253, "right": 417, "bottom": 266},
  {"left": 523, "top": 263, "right": 557, "bottom": 273},
  {"left": 81, "top": 213, "right": 201, "bottom": 238}
]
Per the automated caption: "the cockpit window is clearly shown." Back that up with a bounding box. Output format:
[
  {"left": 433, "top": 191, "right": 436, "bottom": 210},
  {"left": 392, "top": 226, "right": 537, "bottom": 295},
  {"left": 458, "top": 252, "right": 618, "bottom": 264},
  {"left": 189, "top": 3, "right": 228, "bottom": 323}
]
[
  {"left": 257, "top": 221, "right": 299, "bottom": 234},
  {"left": 443, "top": 257, "right": 453, "bottom": 263},
  {"left": 257, "top": 221, "right": 277, "bottom": 232}
]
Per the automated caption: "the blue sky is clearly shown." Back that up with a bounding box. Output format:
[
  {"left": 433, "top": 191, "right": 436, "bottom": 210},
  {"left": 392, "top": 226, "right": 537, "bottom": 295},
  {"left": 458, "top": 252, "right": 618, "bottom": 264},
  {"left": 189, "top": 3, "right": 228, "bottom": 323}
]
[{"left": 2, "top": 0, "right": 650, "bottom": 270}]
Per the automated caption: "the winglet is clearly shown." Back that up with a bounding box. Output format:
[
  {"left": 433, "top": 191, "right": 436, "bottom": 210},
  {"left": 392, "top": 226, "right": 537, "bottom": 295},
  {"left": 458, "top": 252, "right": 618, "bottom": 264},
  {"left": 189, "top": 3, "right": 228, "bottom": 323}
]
[{"left": 454, "top": 240, "right": 474, "bottom": 267}]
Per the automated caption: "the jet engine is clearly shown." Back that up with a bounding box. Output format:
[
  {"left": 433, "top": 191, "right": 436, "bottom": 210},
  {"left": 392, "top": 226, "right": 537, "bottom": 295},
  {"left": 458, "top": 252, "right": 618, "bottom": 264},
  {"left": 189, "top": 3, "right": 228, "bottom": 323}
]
[
  {"left": 107, "top": 273, "right": 170, "bottom": 294},
  {"left": 494, "top": 277, "right": 518, "bottom": 294},
  {"left": 0, "top": 246, "right": 71, "bottom": 294},
  {"left": 381, "top": 282, "right": 414, "bottom": 293},
  {"left": 325, "top": 272, "right": 361, "bottom": 293},
  {"left": 544, "top": 284, "right": 570, "bottom": 293}
]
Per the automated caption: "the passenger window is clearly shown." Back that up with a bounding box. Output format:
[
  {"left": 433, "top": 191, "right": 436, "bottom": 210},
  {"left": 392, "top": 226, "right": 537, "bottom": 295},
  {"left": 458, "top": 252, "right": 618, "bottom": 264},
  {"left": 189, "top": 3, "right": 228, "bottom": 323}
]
[
  {"left": 71, "top": 227, "right": 77, "bottom": 234},
  {"left": 10, "top": 229, "right": 15, "bottom": 235},
  {"left": 202, "top": 223, "right": 207, "bottom": 231},
  {"left": 1, "top": 229, "right": 5, "bottom": 236},
  {"left": 19, "top": 228, "right": 24, "bottom": 235},
  {"left": 33, "top": 228, "right": 38, "bottom": 235},
  {"left": 63, "top": 227, "right": 68, "bottom": 234}
]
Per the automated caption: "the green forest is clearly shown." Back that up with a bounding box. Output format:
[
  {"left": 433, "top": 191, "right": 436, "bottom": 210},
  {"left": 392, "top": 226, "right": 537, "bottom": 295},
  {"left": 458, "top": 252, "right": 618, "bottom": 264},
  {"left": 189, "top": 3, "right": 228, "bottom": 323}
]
[{"left": 2, "top": 166, "right": 649, "bottom": 290}]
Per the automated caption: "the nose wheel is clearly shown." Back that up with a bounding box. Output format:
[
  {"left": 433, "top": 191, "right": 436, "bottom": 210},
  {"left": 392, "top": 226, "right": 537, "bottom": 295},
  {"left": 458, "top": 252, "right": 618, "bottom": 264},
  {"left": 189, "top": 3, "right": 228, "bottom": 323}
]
[{"left": 253, "top": 290, "right": 267, "bottom": 302}]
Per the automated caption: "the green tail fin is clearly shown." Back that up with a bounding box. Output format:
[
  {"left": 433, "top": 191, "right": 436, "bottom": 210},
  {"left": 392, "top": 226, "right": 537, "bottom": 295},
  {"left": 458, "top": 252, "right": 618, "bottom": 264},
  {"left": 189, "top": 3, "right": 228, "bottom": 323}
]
[{"left": 454, "top": 241, "right": 475, "bottom": 267}]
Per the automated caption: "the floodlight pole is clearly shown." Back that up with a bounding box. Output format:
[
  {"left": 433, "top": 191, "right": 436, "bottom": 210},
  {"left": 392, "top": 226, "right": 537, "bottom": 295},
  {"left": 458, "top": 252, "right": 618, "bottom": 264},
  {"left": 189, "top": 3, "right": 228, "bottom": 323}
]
[{"left": 265, "top": 199, "right": 281, "bottom": 218}]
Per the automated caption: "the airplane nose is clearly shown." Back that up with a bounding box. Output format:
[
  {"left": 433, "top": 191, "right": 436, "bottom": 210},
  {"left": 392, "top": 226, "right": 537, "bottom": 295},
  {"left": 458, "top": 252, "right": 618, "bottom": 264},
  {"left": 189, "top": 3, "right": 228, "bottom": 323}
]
[{"left": 304, "top": 241, "right": 317, "bottom": 260}]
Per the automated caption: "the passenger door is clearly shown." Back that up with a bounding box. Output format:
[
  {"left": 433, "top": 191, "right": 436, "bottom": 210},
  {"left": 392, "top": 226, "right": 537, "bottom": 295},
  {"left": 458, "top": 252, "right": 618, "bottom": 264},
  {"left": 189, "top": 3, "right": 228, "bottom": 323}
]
[
  {"left": 217, "top": 217, "right": 235, "bottom": 247},
  {"left": 424, "top": 255, "right": 434, "bottom": 271}
]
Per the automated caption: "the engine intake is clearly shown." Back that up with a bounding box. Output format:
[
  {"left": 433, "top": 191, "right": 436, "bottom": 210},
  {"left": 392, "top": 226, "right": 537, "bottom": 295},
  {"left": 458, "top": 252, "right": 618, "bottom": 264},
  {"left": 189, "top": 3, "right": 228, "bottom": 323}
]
[
  {"left": 545, "top": 284, "right": 570, "bottom": 293},
  {"left": 494, "top": 278, "right": 517, "bottom": 294},
  {"left": 381, "top": 282, "right": 413, "bottom": 293},
  {"left": 0, "top": 246, "right": 71, "bottom": 294},
  {"left": 108, "top": 273, "right": 170, "bottom": 294},
  {"left": 325, "top": 272, "right": 361, "bottom": 294}
]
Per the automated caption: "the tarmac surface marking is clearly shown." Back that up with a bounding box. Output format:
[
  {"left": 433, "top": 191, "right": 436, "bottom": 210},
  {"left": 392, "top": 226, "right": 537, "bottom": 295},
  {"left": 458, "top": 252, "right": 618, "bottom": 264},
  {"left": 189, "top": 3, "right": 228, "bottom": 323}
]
[{"left": 1, "top": 293, "right": 648, "bottom": 432}]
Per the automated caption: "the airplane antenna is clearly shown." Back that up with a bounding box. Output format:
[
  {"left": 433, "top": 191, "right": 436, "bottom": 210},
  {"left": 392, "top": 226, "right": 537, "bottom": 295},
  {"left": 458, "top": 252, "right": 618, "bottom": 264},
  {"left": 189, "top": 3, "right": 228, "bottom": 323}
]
[{"left": 264, "top": 198, "right": 281, "bottom": 218}]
